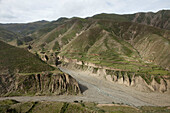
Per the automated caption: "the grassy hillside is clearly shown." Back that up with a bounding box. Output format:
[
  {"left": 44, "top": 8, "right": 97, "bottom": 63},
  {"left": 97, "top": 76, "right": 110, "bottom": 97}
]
[
  {"left": 97, "top": 20, "right": 170, "bottom": 69},
  {"left": 20, "top": 13, "right": 169, "bottom": 76},
  {"left": 0, "top": 10, "right": 169, "bottom": 75},
  {"left": 92, "top": 13, "right": 130, "bottom": 22},
  {"left": 0, "top": 41, "right": 54, "bottom": 73},
  {"left": 0, "top": 20, "right": 49, "bottom": 36},
  {"left": 0, "top": 27, "right": 18, "bottom": 42},
  {"left": 31, "top": 18, "right": 88, "bottom": 51},
  {"left": 57, "top": 19, "right": 170, "bottom": 73},
  {"left": 0, "top": 100, "right": 170, "bottom": 113}
]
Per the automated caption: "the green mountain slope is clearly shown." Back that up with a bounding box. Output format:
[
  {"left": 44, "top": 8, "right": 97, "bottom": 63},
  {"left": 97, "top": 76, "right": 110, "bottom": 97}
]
[
  {"left": 0, "top": 27, "right": 23, "bottom": 46},
  {"left": 58, "top": 20, "right": 170, "bottom": 73},
  {"left": 0, "top": 27, "right": 18, "bottom": 42},
  {"left": 92, "top": 10, "right": 170, "bottom": 30},
  {"left": 0, "top": 20, "right": 49, "bottom": 36},
  {"left": 0, "top": 21, "right": 50, "bottom": 45},
  {"left": 0, "top": 10, "right": 169, "bottom": 75},
  {"left": 0, "top": 41, "right": 54, "bottom": 73},
  {"left": 28, "top": 16, "right": 170, "bottom": 73},
  {"left": 127, "top": 10, "right": 170, "bottom": 30},
  {"left": 31, "top": 18, "right": 88, "bottom": 51}
]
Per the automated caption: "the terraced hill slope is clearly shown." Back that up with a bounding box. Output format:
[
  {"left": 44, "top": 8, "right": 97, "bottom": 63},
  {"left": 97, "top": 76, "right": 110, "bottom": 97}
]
[{"left": 29, "top": 17, "right": 170, "bottom": 72}]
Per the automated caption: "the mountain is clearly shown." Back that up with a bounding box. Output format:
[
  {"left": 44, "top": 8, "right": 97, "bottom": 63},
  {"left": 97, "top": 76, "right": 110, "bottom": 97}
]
[
  {"left": 0, "top": 20, "right": 49, "bottom": 36},
  {"left": 0, "top": 10, "right": 169, "bottom": 44},
  {"left": 128, "top": 10, "right": 170, "bottom": 30},
  {"left": 28, "top": 15, "right": 170, "bottom": 71},
  {"left": 0, "top": 20, "right": 49, "bottom": 45},
  {"left": 0, "top": 19, "right": 72, "bottom": 45},
  {"left": 0, "top": 40, "right": 54, "bottom": 73},
  {"left": 92, "top": 10, "right": 170, "bottom": 30},
  {"left": 0, "top": 10, "right": 169, "bottom": 93},
  {"left": 1, "top": 10, "right": 169, "bottom": 73},
  {"left": 0, "top": 27, "right": 18, "bottom": 42},
  {"left": 0, "top": 41, "right": 81, "bottom": 96}
]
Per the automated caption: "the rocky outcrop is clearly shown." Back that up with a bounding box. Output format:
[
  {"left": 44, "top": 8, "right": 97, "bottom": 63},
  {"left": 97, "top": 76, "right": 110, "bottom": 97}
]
[
  {"left": 38, "top": 52, "right": 61, "bottom": 67},
  {"left": 0, "top": 72, "right": 81, "bottom": 96},
  {"left": 60, "top": 62, "right": 170, "bottom": 93}
]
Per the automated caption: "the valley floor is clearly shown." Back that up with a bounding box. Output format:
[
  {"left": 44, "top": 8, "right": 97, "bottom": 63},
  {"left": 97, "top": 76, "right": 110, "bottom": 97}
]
[{"left": 0, "top": 68, "right": 170, "bottom": 107}]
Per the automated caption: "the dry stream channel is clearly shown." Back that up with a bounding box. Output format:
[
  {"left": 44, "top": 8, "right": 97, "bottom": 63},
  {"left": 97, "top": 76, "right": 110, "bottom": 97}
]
[{"left": 0, "top": 67, "right": 170, "bottom": 107}]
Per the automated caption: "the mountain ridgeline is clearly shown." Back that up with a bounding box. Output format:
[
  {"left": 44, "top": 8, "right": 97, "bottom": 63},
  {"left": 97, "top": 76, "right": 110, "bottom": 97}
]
[
  {"left": 92, "top": 10, "right": 170, "bottom": 30},
  {"left": 26, "top": 10, "right": 170, "bottom": 71},
  {"left": 0, "top": 10, "right": 170, "bottom": 93}
]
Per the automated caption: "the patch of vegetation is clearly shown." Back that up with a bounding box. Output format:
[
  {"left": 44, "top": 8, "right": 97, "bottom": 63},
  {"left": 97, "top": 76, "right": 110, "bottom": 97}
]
[
  {"left": 0, "top": 27, "right": 18, "bottom": 42},
  {"left": 53, "top": 41, "right": 60, "bottom": 51},
  {"left": 149, "top": 69, "right": 170, "bottom": 75},
  {"left": 45, "top": 24, "right": 70, "bottom": 43},
  {"left": 154, "top": 76, "right": 161, "bottom": 84},
  {"left": 140, "top": 106, "right": 170, "bottom": 113},
  {"left": 1, "top": 100, "right": 170, "bottom": 113},
  {"left": 127, "top": 72, "right": 134, "bottom": 81},
  {"left": 13, "top": 101, "right": 36, "bottom": 113},
  {"left": 106, "top": 69, "right": 114, "bottom": 75},
  {"left": 0, "top": 99, "right": 19, "bottom": 105},
  {"left": 0, "top": 41, "right": 54, "bottom": 73},
  {"left": 98, "top": 105, "right": 138, "bottom": 113},
  {"left": 60, "top": 102, "right": 69, "bottom": 113},
  {"left": 16, "top": 39, "right": 23, "bottom": 46},
  {"left": 61, "top": 21, "right": 84, "bottom": 45},
  {"left": 136, "top": 73, "right": 152, "bottom": 85},
  {"left": 20, "top": 36, "right": 33, "bottom": 43}
]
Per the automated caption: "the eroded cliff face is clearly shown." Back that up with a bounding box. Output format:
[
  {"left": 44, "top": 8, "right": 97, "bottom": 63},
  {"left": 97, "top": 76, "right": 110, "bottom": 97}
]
[
  {"left": 60, "top": 61, "right": 170, "bottom": 94},
  {"left": 0, "top": 72, "right": 80, "bottom": 96},
  {"left": 131, "top": 10, "right": 170, "bottom": 30}
]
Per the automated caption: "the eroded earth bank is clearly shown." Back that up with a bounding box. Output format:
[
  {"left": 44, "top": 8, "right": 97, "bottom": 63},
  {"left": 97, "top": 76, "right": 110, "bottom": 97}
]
[
  {"left": 59, "top": 67, "right": 170, "bottom": 106},
  {"left": 1, "top": 67, "right": 170, "bottom": 107}
]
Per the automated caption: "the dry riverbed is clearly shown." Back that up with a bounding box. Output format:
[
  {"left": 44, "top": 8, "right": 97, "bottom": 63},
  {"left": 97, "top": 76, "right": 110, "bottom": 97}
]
[{"left": 0, "top": 67, "right": 170, "bottom": 107}]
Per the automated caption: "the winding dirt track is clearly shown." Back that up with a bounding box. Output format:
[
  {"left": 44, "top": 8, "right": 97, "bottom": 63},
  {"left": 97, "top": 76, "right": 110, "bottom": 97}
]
[{"left": 0, "top": 68, "right": 170, "bottom": 107}]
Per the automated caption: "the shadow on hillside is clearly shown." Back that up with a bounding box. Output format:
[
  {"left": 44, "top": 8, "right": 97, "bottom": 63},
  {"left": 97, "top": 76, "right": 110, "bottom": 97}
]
[{"left": 78, "top": 83, "right": 88, "bottom": 93}]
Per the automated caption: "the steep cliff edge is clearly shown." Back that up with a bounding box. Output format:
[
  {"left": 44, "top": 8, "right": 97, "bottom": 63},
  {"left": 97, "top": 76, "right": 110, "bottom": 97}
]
[
  {"left": 0, "top": 72, "right": 80, "bottom": 96},
  {"left": 60, "top": 61, "right": 170, "bottom": 94}
]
